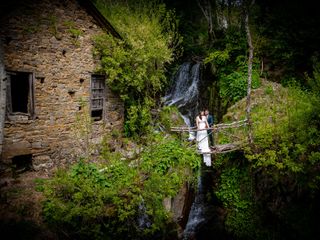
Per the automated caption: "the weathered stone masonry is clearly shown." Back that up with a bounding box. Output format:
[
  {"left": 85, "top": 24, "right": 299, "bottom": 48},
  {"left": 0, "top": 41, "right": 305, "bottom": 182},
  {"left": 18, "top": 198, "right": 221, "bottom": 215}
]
[
  {"left": 0, "top": 0, "right": 124, "bottom": 169},
  {"left": 0, "top": 41, "right": 6, "bottom": 158}
]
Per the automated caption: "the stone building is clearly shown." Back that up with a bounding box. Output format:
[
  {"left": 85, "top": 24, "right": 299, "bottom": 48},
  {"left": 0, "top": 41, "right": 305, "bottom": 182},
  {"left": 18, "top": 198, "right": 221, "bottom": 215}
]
[{"left": 0, "top": 0, "right": 124, "bottom": 170}]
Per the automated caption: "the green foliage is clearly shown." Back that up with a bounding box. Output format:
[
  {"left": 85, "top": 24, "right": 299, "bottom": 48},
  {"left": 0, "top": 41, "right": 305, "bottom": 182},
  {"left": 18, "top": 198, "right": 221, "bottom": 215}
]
[
  {"left": 93, "top": 0, "right": 182, "bottom": 137},
  {"left": 141, "top": 134, "right": 200, "bottom": 175},
  {"left": 204, "top": 49, "right": 230, "bottom": 65},
  {"left": 225, "top": 207, "right": 251, "bottom": 237},
  {"left": 63, "top": 20, "right": 83, "bottom": 45},
  {"left": 264, "top": 85, "right": 273, "bottom": 95},
  {"left": 48, "top": 15, "right": 60, "bottom": 39},
  {"left": 251, "top": 0, "right": 320, "bottom": 82},
  {"left": 216, "top": 167, "right": 249, "bottom": 208},
  {"left": 247, "top": 86, "right": 320, "bottom": 174},
  {"left": 22, "top": 24, "right": 40, "bottom": 34},
  {"left": 158, "top": 106, "right": 185, "bottom": 131},
  {"left": 219, "top": 64, "right": 260, "bottom": 103},
  {"left": 306, "top": 57, "right": 320, "bottom": 93},
  {"left": 94, "top": 33, "right": 170, "bottom": 99},
  {"left": 215, "top": 81, "right": 320, "bottom": 239},
  {"left": 204, "top": 28, "right": 261, "bottom": 107},
  {"left": 123, "top": 100, "right": 153, "bottom": 138},
  {"left": 42, "top": 133, "right": 200, "bottom": 239},
  {"left": 34, "top": 178, "right": 46, "bottom": 192},
  {"left": 215, "top": 167, "right": 257, "bottom": 239}
]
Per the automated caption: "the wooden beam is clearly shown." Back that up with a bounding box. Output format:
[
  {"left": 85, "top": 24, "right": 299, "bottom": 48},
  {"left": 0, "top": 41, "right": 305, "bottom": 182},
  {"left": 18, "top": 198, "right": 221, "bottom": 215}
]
[
  {"left": 198, "top": 142, "right": 244, "bottom": 154},
  {"left": 171, "top": 119, "right": 248, "bottom": 132}
]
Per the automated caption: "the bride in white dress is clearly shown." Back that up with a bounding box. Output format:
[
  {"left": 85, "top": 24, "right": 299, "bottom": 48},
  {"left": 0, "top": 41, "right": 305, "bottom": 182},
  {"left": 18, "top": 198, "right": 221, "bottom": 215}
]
[{"left": 196, "top": 111, "right": 212, "bottom": 166}]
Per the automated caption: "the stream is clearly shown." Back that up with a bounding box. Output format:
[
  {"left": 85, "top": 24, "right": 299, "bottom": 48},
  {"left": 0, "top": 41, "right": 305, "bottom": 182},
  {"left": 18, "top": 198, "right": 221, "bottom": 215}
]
[{"left": 164, "top": 62, "right": 230, "bottom": 240}]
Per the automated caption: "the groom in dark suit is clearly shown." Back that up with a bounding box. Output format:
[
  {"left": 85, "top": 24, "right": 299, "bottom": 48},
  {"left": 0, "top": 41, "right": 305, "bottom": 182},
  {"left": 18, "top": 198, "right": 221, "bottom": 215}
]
[{"left": 205, "top": 109, "right": 214, "bottom": 146}]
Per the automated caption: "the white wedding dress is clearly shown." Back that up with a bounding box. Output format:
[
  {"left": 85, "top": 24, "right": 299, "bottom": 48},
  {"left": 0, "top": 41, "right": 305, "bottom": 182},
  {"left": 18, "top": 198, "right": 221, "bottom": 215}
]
[{"left": 196, "top": 116, "right": 211, "bottom": 166}]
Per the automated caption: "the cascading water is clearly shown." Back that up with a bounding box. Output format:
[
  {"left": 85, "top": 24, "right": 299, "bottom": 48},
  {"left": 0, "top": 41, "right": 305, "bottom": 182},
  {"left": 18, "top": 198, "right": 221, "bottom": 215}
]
[
  {"left": 164, "top": 62, "right": 220, "bottom": 239},
  {"left": 183, "top": 167, "right": 217, "bottom": 240},
  {"left": 183, "top": 170, "right": 206, "bottom": 239},
  {"left": 137, "top": 199, "right": 152, "bottom": 230},
  {"left": 164, "top": 62, "right": 201, "bottom": 131},
  {"left": 164, "top": 61, "right": 211, "bottom": 165}
]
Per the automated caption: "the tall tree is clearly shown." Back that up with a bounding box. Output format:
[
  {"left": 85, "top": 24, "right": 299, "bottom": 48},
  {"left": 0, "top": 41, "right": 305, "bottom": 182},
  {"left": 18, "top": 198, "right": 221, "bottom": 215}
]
[
  {"left": 197, "top": 0, "right": 216, "bottom": 43},
  {"left": 244, "top": 0, "right": 255, "bottom": 144}
]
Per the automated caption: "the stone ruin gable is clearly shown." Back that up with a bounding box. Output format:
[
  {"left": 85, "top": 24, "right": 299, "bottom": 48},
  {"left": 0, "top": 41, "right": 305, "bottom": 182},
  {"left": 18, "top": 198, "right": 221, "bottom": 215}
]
[{"left": 0, "top": 0, "right": 124, "bottom": 170}]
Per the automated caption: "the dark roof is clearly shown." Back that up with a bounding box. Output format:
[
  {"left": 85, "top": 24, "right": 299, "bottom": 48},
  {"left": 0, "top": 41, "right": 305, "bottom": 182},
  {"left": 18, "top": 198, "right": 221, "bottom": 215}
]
[{"left": 0, "top": 0, "right": 122, "bottom": 39}]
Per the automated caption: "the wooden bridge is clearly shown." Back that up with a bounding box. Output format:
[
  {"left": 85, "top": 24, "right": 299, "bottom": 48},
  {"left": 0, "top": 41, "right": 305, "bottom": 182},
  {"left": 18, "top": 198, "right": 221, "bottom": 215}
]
[
  {"left": 170, "top": 14, "right": 255, "bottom": 155},
  {"left": 171, "top": 119, "right": 249, "bottom": 154}
]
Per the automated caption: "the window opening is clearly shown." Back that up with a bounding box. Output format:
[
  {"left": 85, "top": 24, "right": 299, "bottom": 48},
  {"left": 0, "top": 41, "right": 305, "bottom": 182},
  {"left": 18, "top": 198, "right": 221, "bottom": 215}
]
[
  {"left": 91, "top": 75, "right": 105, "bottom": 121},
  {"left": 7, "top": 71, "right": 34, "bottom": 116},
  {"left": 11, "top": 72, "right": 29, "bottom": 113}
]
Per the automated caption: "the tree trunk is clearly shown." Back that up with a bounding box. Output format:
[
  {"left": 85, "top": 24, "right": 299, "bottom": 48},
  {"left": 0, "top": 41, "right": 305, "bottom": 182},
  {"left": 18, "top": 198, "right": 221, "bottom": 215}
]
[
  {"left": 197, "top": 0, "right": 216, "bottom": 42},
  {"left": 244, "top": 0, "right": 254, "bottom": 145},
  {"left": 227, "top": 0, "right": 232, "bottom": 26}
]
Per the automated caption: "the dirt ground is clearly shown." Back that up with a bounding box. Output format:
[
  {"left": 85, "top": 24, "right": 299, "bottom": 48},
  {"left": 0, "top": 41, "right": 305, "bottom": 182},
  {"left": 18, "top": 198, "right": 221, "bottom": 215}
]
[{"left": 0, "top": 169, "right": 57, "bottom": 240}]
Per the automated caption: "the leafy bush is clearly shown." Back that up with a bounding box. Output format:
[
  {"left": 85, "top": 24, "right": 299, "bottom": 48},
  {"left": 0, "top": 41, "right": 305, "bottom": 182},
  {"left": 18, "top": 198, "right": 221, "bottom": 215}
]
[
  {"left": 247, "top": 86, "right": 320, "bottom": 174},
  {"left": 306, "top": 56, "right": 320, "bottom": 93},
  {"left": 42, "top": 134, "right": 200, "bottom": 239},
  {"left": 158, "top": 106, "right": 185, "bottom": 131},
  {"left": 219, "top": 64, "right": 260, "bottom": 103},
  {"left": 215, "top": 167, "right": 257, "bottom": 239},
  {"left": 204, "top": 27, "right": 261, "bottom": 108},
  {"left": 93, "top": 0, "right": 182, "bottom": 137},
  {"left": 123, "top": 100, "right": 153, "bottom": 138},
  {"left": 214, "top": 81, "right": 320, "bottom": 239}
]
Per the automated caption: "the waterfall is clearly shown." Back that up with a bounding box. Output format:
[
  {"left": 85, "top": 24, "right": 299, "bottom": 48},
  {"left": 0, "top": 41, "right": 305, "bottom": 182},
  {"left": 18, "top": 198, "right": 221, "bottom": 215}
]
[
  {"left": 183, "top": 171, "right": 206, "bottom": 239},
  {"left": 163, "top": 62, "right": 201, "bottom": 140},
  {"left": 164, "top": 62, "right": 212, "bottom": 162},
  {"left": 164, "top": 62, "right": 217, "bottom": 239},
  {"left": 137, "top": 199, "right": 152, "bottom": 229},
  {"left": 164, "top": 62, "right": 201, "bottom": 124},
  {"left": 183, "top": 167, "right": 224, "bottom": 240}
]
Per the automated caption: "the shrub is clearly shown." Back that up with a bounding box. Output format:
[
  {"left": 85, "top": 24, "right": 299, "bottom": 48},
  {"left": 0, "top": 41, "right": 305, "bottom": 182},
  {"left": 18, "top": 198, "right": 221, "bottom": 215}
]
[
  {"left": 93, "top": 0, "right": 182, "bottom": 137},
  {"left": 214, "top": 82, "right": 320, "bottom": 239},
  {"left": 42, "top": 134, "right": 200, "bottom": 239}
]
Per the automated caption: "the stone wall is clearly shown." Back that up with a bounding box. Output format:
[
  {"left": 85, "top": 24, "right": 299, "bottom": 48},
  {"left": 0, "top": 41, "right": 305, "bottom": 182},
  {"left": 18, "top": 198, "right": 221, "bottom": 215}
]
[
  {"left": 0, "top": 0, "right": 124, "bottom": 169},
  {"left": 0, "top": 40, "right": 6, "bottom": 158}
]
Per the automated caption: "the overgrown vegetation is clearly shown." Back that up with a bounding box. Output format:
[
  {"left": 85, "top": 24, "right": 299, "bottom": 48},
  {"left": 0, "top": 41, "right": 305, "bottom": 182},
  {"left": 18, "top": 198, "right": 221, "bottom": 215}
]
[
  {"left": 203, "top": 28, "right": 261, "bottom": 107},
  {"left": 42, "top": 132, "right": 200, "bottom": 239},
  {"left": 93, "top": 0, "right": 182, "bottom": 138},
  {"left": 214, "top": 75, "right": 320, "bottom": 239},
  {"left": 39, "top": 1, "right": 320, "bottom": 239}
]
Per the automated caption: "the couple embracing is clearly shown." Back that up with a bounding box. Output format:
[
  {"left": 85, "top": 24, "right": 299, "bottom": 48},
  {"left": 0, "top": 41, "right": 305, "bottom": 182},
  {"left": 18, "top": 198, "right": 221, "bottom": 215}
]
[{"left": 195, "top": 109, "right": 214, "bottom": 166}]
